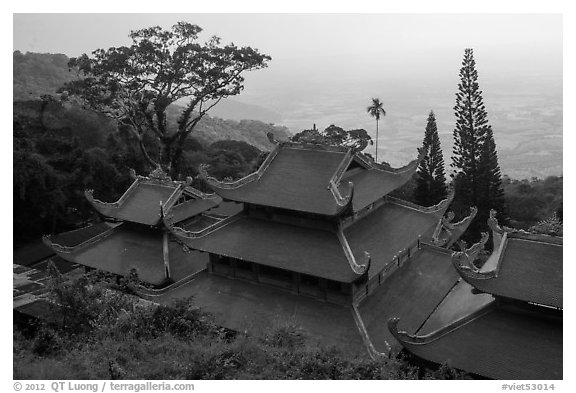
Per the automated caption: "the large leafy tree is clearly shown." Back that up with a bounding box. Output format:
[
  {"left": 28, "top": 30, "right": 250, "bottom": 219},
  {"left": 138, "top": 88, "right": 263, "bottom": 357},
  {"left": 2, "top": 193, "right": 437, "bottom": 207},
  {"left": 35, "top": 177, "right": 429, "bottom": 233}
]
[
  {"left": 61, "top": 22, "right": 271, "bottom": 178},
  {"left": 414, "top": 111, "right": 447, "bottom": 206},
  {"left": 366, "top": 98, "right": 386, "bottom": 162},
  {"left": 451, "top": 48, "right": 507, "bottom": 240}
]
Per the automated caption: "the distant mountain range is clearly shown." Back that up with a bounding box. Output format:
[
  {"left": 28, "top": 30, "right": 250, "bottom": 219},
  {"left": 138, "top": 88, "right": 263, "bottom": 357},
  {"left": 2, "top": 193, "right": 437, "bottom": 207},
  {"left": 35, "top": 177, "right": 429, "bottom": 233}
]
[{"left": 13, "top": 51, "right": 291, "bottom": 151}]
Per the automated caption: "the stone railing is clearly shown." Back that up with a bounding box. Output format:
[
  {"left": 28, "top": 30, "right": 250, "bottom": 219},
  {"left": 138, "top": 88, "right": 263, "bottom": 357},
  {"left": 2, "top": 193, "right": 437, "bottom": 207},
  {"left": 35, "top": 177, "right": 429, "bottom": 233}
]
[{"left": 353, "top": 237, "right": 425, "bottom": 303}]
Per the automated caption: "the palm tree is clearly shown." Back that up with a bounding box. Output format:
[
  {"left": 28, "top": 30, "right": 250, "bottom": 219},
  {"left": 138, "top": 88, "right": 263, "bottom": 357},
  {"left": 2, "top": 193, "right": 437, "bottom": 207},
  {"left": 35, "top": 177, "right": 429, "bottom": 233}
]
[{"left": 366, "top": 98, "right": 386, "bottom": 162}]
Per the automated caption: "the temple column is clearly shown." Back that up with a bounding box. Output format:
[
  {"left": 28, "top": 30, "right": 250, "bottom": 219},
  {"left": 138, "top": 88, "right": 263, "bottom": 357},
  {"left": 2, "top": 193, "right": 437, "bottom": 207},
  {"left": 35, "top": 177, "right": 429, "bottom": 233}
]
[
  {"left": 162, "top": 231, "right": 171, "bottom": 281},
  {"left": 207, "top": 254, "right": 215, "bottom": 273}
]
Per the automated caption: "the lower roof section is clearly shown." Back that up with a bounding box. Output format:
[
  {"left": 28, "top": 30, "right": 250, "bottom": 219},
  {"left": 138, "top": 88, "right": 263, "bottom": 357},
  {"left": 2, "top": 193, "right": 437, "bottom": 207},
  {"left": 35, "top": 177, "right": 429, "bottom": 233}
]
[
  {"left": 456, "top": 234, "right": 563, "bottom": 309},
  {"left": 390, "top": 305, "right": 563, "bottom": 380},
  {"left": 152, "top": 273, "right": 366, "bottom": 356},
  {"left": 13, "top": 223, "right": 112, "bottom": 267},
  {"left": 172, "top": 215, "right": 358, "bottom": 282},
  {"left": 345, "top": 200, "right": 446, "bottom": 279},
  {"left": 43, "top": 224, "right": 207, "bottom": 286},
  {"left": 357, "top": 245, "right": 460, "bottom": 353},
  {"left": 171, "top": 198, "right": 447, "bottom": 283}
]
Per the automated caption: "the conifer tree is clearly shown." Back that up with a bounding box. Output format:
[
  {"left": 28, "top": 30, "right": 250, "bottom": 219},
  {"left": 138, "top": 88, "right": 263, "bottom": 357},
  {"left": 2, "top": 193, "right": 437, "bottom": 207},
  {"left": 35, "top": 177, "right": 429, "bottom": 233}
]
[
  {"left": 451, "top": 48, "right": 507, "bottom": 240},
  {"left": 414, "top": 111, "right": 447, "bottom": 206}
]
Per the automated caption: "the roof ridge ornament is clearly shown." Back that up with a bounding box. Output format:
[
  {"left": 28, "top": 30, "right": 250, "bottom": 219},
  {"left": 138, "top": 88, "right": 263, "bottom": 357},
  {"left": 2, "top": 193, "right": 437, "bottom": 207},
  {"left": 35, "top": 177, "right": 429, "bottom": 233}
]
[
  {"left": 432, "top": 206, "right": 478, "bottom": 247},
  {"left": 144, "top": 166, "right": 175, "bottom": 186},
  {"left": 129, "top": 168, "right": 137, "bottom": 180},
  {"left": 452, "top": 231, "right": 490, "bottom": 272}
]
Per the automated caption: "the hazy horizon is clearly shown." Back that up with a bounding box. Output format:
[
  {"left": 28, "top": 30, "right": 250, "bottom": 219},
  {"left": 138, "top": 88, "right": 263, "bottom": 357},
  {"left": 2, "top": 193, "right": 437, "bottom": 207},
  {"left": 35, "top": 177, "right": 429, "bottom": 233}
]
[{"left": 13, "top": 13, "right": 563, "bottom": 178}]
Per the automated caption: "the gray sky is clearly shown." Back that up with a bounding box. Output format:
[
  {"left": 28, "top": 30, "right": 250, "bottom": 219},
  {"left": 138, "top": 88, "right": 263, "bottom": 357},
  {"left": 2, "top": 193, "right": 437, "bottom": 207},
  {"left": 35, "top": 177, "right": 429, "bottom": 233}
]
[
  {"left": 12, "top": 13, "right": 564, "bottom": 173},
  {"left": 14, "top": 13, "right": 562, "bottom": 74}
]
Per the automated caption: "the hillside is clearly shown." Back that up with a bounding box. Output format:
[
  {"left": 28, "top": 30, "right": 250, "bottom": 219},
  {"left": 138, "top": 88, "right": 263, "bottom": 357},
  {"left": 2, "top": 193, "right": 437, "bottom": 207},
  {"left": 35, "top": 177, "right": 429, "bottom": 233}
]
[{"left": 13, "top": 51, "right": 292, "bottom": 151}]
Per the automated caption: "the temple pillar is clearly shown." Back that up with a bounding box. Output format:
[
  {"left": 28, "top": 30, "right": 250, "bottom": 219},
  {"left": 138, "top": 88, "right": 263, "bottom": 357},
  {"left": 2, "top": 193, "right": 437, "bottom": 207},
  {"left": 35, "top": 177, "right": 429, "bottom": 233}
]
[
  {"left": 162, "top": 231, "right": 171, "bottom": 281},
  {"left": 207, "top": 254, "right": 215, "bottom": 273}
]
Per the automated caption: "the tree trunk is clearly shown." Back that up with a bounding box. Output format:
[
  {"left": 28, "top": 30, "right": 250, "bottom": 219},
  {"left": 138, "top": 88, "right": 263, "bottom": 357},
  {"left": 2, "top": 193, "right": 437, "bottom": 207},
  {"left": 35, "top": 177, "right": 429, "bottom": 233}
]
[
  {"left": 375, "top": 119, "right": 379, "bottom": 163},
  {"left": 138, "top": 137, "right": 159, "bottom": 169}
]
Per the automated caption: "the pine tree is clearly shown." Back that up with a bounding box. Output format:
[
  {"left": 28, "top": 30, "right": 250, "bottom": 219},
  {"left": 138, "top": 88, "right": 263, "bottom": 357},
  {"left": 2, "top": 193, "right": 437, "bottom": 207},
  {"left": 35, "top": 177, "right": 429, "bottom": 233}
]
[
  {"left": 451, "top": 48, "right": 507, "bottom": 240},
  {"left": 414, "top": 111, "right": 447, "bottom": 206}
]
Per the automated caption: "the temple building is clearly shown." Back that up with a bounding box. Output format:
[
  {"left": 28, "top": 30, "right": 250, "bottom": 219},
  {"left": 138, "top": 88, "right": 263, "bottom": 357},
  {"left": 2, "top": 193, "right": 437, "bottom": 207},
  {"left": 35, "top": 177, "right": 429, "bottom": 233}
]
[
  {"left": 43, "top": 168, "right": 222, "bottom": 286},
  {"left": 388, "top": 210, "right": 563, "bottom": 379},
  {"left": 165, "top": 139, "right": 475, "bottom": 304},
  {"left": 34, "top": 137, "right": 562, "bottom": 379}
]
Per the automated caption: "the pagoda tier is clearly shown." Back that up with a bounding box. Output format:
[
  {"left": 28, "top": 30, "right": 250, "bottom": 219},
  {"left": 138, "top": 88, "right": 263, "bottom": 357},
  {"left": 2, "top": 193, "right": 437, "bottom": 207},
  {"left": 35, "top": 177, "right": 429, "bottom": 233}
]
[
  {"left": 199, "top": 141, "right": 425, "bottom": 216},
  {"left": 453, "top": 210, "right": 563, "bottom": 309},
  {"left": 42, "top": 223, "right": 207, "bottom": 286},
  {"left": 86, "top": 168, "right": 221, "bottom": 226},
  {"left": 166, "top": 190, "right": 463, "bottom": 284}
]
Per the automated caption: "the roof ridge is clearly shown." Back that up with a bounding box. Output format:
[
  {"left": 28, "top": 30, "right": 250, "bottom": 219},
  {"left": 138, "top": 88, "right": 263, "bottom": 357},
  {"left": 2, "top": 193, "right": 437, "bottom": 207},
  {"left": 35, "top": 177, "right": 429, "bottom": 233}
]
[
  {"left": 336, "top": 223, "right": 370, "bottom": 275},
  {"left": 42, "top": 223, "right": 121, "bottom": 255},
  {"left": 388, "top": 301, "right": 496, "bottom": 345}
]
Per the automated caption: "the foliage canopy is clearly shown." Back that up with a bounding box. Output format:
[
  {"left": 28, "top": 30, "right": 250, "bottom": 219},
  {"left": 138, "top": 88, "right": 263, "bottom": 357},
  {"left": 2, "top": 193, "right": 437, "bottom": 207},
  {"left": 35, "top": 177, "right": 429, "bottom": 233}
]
[{"left": 61, "top": 22, "right": 271, "bottom": 178}]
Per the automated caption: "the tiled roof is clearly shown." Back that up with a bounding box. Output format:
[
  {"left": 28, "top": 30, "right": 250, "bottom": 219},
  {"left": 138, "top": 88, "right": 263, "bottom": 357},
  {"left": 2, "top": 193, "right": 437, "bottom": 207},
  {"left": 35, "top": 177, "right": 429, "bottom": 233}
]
[
  {"left": 171, "top": 214, "right": 360, "bottom": 282},
  {"left": 169, "top": 197, "right": 448, "bottom": 283},
  {"left": 357, "top": 245, "right": 460, "bottom": 353},
  {"left": 345, "top": 199, "right": 448, "bottom": 279},
  {"left": 204, "top": 143, "right": 423, "bottom": 216},
  {"left": 152, "top": 273, "right": 366, "bottom": 355},
  {"left": 455, "top": 233, "right": 563, "bottom": 309},
  {"left": 207, "top": 146, "right": 350, "bottom": 215},
  {"left": 87, "top": 177, "right": 221, "bottom": 226},
  {"left": 389, "top": 306, "right": 562, "bottom": 380},
  {"left": 344, "top": 166, "right": 417, "bottom": 212},
  {"left": 13, "top": 223, "right": 112, "bottom": 266},
  {"left": 43, "top": 223, "right": 206, "bottom": 285}
]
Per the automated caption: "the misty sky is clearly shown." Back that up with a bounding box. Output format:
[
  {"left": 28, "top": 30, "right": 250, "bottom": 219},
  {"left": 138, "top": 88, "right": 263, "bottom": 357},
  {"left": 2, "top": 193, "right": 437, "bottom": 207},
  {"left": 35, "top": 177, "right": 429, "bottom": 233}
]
[
  {"left": 12, "top": 13, "right": 564, "bottom": 175},
  {"left": 13, "top": 13, "right": 562, "bottom": 75}
]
